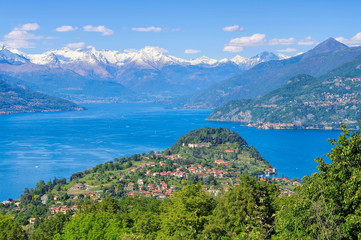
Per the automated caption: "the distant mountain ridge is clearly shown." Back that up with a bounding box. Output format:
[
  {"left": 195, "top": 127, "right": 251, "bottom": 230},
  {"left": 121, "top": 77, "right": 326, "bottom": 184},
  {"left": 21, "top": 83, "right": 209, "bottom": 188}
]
[
  {"left": 207, "top": 53, "right": 361, "bottom": 130},
  {"left": 0, "top": 44, "right": 287, "bottom": 102},
  {"left": 185, "top": 38, "right": 361, "bottom": 108},
  {"left": 0, "top": 78, "right": 85, "bottom": 115},
  {"left": 1, "top": 45, "right": 287, "bottom": 70}
]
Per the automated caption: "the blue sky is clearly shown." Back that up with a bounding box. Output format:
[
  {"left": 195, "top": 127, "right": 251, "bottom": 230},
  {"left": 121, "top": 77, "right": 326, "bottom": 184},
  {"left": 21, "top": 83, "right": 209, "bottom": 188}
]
[{"left": 1, "top": 0, "right": 361, "bottom": 58}]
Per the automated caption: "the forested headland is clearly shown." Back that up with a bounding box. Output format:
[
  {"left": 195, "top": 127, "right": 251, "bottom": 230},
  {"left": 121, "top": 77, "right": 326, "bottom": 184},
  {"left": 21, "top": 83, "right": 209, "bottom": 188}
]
[{"left": 1, "top": 125, "right": 361, "bottom": 239}]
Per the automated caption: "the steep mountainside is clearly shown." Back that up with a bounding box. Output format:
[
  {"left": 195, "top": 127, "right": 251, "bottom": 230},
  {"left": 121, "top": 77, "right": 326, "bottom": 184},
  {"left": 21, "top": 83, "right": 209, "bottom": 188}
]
[
  {"left": 207, "top": 54, "right": 361, "bottom": 130},
  {"left": 186, "top": 38, "right": 361, "bottom": 108},
  {"left": 0, "top": 78, "right": 85, "bottom": 115},
  {"left": 0, "top": 45, "right": 285, "bottom": 102}
]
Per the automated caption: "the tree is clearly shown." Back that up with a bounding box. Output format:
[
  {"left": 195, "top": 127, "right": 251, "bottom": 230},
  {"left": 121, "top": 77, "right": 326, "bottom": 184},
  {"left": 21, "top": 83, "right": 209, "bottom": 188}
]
[
  {"left": 30, "top": 213, "right": 71, "bottom": 240},
  {"left": 275, "top": 123, "right": 361, "bottom": 239},
  {"left": 157, "top": 184, "right": 216, "bottom": 239},
  {"left": 203, "top": 175, "right": 279, "bottom": 239},
  {"left": 97, "top": 197, "right": 120, "bottom": 214},
  {"left": 0, "top": 214, "right": 27, "bottom": 240},
  {"left": 54, "top": 212, "right": 129, "bottom": 240}
]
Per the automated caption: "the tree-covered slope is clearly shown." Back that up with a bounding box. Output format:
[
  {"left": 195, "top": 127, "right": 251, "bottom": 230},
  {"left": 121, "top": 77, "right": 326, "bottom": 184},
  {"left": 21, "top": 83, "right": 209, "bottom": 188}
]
[
  {"left": 208, "top": 54, "right": 361, "bottom": 129},
  {"left": 3, "top": 124, "right": 361, "bottom": 239},
  {"left": 0, "top": 78, "right": 85, "bottom": 115},
  {"left": 186, "top": 38, "right": 361, "bottom": 108},
  {"left": 166, "top": 127, "right": 270, "bottom": 174}
]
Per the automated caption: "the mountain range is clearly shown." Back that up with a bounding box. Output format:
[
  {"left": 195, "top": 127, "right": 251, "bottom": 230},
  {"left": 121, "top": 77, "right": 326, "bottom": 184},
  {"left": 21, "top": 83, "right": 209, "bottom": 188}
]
[
  {"left": 207, "top": 51, "right": 361, "bottom": 129},
  {"left": 185, "top": 38, "right": 361, "bottom": 108},
  {"left": 0, "top": 44, "right": 287, "bottom": 102},
  {"left": 0, "top": 78, "right": 85, "bottom": 115}
]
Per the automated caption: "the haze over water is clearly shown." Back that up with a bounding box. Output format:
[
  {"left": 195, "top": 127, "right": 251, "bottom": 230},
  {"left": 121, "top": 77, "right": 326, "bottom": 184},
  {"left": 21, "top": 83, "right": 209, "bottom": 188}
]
[{"left": 0, "top": 103, "right": 340, "bottom": 201}]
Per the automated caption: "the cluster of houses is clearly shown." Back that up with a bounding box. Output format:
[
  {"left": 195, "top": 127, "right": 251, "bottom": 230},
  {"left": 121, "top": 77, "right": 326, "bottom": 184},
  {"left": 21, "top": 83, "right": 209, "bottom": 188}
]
[
  {"left": 260, "top": 176, "right": 302, "bottom": 187},
  {"left": 118, "top": 153, "right": 249, "bottom": 199},
  {"left": 126, "top": 158, "right": 240, "bottom": 181},
  {"left": 124, "top": 180, "right": 177, "bottom": 199},
  {"left": 1, "top": 199, "right": 20, "bottom": 206},
  {"left": 49, "top": 205, "right": 78, "bottom": 214},
  {"left": 264, "top": 168, "right": 277, "bottom": 176},
  {"left": 249, "top": 122, "right": 296, "bottom": 130}
]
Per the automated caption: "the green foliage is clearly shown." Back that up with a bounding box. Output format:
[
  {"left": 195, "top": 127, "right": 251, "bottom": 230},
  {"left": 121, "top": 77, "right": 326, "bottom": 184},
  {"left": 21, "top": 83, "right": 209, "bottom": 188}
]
[
  {"left": 0, "top": 214, "right": 27, "bottom": 240},
  {"left": 30, "top": 213, "right": 71, "bottom": 240},
  {"left": 169, "top": 127, "right": 248, "bottom": 153},
  {"left": 54, "top": 212, "right": 129, "bottom": 240},
  {"left": 125, "top": 197, "right": 162, "bottom": 239},
  {"left": 157, "top": 184, "right": 216, "bottom": 239},
  {"left": 6, "top": 124, "right": 361, "bottom": 239},
  {"left": 203, "top": 175, "right": 279, "bottom": 239},
  {"left": 14, "top": 205, "right": 48, "bottom": 226},
  {"left": 275, "top": 123, "right": 361, "bottom": 239},
  {"left": 166, "top": 127, "right": 270, "bottom": 175}
]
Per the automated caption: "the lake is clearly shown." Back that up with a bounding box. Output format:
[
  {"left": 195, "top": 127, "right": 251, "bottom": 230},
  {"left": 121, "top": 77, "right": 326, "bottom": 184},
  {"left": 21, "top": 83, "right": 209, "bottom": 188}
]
[{"left": 0, "top": 103, "right": 340, "bottom": 201}]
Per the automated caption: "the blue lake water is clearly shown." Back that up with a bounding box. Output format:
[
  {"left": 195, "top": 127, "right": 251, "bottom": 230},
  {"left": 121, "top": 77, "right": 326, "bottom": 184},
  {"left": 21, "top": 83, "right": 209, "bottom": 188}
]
[{"left": 0, "top": 103, "right": 341, "bottom": 201}]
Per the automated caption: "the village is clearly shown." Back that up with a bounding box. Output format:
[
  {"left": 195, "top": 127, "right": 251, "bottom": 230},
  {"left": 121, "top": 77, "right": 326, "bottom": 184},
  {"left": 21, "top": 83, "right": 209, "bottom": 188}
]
[{"left": 1, "top": 138, "right": 302, "bottom": 225}]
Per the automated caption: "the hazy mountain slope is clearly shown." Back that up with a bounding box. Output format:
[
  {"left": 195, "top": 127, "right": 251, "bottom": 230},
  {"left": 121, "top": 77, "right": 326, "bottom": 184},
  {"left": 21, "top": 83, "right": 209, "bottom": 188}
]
[
  {"left": 0, "top": 45, "right": 285, "bottom": 102},
  {"left": 186, "top": 38, "right": 361, "bottom": 108},
  {"left": 207, "top": 54, "right": 361, "bottom": 130},
  {"left": 0, "top": 78, "right": 85, "bottom": 115}
]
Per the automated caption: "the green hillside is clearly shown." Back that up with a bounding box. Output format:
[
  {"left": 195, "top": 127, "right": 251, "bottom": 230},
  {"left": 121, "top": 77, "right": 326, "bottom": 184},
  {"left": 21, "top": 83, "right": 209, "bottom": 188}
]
[
  {"left": 207, "top": 54, "right": 361, "bottom": 130},
  {"left": 186, "top": 38, "right": 361, "bottom": 108},
  {"left": 0, "top": 79, "right": 85, "bottom": 115},
  {"left": 166, "top": 127, "right": 269, "bottom": 174},
  {"left": 2, "top": 125, "right": 361, "bottom": 239}
]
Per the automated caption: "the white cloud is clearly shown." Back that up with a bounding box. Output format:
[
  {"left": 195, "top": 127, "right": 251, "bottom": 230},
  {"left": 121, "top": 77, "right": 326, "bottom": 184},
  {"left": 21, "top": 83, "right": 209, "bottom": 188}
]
[
  {"left": 223, "top": 33, "right": 318, "bottom": 52},
  {"left": 228, "top": 34, "right": 267, "bottom": 46},
  {"left": 277, "top": 48, "right": 298, "bottom": 53},
  {"left": 19, "top": 23, "right": 40, "bottom": 31},
  {"left": 131, "top": 26, "right": 163, "bottom": 32},
  {"left": 298, "top": 36, "right": 317, "bottom": 45},
  {"left": 222, "top": 25, "right": 245, "bottom": 32},
  {"left": 336, "top": 32, "right": 361, "bottom": 45},
  {"left": 223, "top": 45, "right": 244, "bottom": 53},
  {"left": 3, "top": 23, "right": 43, "bottom": 48},
  {"left": 56, "top": 25, "right": 77, "bottom": 32},
  {"left": 269, "top": 37, "right": 296, "bottom": 45},
  {"left": 185, "top": 49, "right": 200, "bottom": 54},
  {"left": 65, "top": 42, "right": 85, "bottom": 49},
  {"left": 83, "top": 25, "right": 114, "bottom": 36},
  {"left": 131, "top": 26, "right": 182, "bottom": 32},
  {"left": 223, "top": 33, "right": 267, "bottom": 52}
]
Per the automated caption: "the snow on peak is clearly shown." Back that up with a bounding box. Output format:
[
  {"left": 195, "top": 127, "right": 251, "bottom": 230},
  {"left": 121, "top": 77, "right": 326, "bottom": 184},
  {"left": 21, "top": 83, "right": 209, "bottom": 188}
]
[
  {"left": 276, "top": 53, "right": 291, "bottom": 60},
  {"left": 189, "top": 56, "right": 218, "bottom": 65},
  {"left": 230, "top": 55, "right": 250, "bottom": 64},
  {"left": 0, "top": 45, "right": 284, "bottom": 73},
  {"left": 125, "top": 46, "right": 186, "bottom": 69},
  {"left": 0, "top": 45, "right": 29, "bottom": 64}
]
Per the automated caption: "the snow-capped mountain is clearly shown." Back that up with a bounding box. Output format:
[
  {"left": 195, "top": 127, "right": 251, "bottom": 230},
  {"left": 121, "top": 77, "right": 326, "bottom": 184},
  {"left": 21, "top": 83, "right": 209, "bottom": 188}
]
[
  {"left": 10, "top": 46, "right": 285, "bottom": 70},
  {"left": 0, "top": 45, "right": 287, "bottom": 102},
  {"left": 0, "top": 45, "right": 29, "bottom": 64}
]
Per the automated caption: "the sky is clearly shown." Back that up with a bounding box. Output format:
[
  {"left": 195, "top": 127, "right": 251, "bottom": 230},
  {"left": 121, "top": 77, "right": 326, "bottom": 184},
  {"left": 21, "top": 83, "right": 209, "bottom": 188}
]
[{"left": 1, "top": 0, "right": 361, "bottom": 59}]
